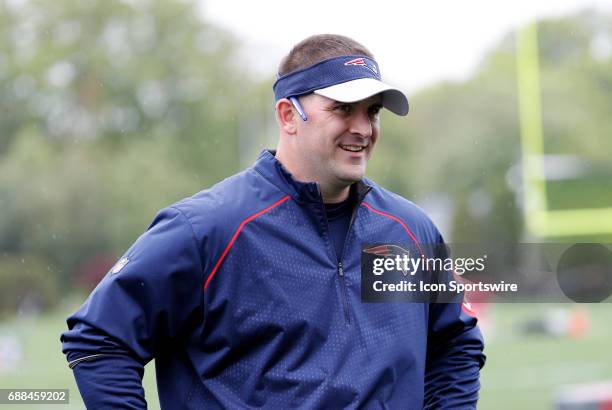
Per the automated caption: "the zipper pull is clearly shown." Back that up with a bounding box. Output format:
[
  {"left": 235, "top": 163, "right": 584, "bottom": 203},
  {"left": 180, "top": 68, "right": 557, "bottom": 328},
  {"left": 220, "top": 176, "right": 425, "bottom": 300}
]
[{"left": 338, "top": 262, "right": 344, "bottom": 276}]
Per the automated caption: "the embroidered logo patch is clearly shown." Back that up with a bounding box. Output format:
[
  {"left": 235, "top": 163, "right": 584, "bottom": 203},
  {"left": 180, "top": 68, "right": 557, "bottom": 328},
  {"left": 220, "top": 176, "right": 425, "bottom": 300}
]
[
  {"left": 110, "top": 257, "right": 130, "bottom": 274},
  {"left": 344, "top": 57, "right": 367, "bottom": 66},
  {"left": 344, "top": 57, "right": 378, "bottom": 75},
  {"left": 363, "top": 244, "right": 411, "bottom": 276}
]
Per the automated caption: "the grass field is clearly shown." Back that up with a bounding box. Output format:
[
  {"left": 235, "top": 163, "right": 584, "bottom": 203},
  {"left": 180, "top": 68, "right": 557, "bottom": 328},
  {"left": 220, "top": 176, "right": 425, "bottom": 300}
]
[
  {"left": 478, "top": 303, "right": 612, "bottom": 409},
  {"left": 0, "top": 300, "right": 610, "bottom": 409}
]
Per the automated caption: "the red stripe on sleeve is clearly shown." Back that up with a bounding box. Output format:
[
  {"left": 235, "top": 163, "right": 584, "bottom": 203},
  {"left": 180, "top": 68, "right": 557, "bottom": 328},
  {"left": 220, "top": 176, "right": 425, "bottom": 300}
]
[
  {"left": 204, "top": 195, "right": 290, "bottom": 290},
  {"left": 361, "top": 202, "right": 427, "bottom": 258}
]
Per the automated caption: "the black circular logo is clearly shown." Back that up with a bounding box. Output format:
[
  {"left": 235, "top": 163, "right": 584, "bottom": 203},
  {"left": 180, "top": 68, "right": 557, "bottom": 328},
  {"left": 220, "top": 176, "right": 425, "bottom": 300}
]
[{"left": 556, "top": 243, "right": 612, "bottom": 303}]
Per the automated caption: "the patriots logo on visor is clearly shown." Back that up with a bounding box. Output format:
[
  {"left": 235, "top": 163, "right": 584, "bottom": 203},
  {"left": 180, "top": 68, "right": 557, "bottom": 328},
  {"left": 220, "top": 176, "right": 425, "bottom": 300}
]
[
  {"left": 364, "top": 244, "right": 411, "bottom": 276},
  {"left": 344, "top": 58, "right": 378, "bottom": 75}
]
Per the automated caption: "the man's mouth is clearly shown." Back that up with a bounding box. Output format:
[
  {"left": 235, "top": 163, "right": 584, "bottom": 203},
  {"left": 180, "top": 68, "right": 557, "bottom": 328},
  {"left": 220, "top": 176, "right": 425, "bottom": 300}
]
[{"left": 339, "top": 144, "right": 367, "bottom": 153}]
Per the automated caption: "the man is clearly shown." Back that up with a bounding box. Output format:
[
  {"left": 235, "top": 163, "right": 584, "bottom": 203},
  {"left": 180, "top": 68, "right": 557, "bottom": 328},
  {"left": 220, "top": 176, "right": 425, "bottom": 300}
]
[{"left": 62, "top": 34, "right": 485, "bottom": 409}]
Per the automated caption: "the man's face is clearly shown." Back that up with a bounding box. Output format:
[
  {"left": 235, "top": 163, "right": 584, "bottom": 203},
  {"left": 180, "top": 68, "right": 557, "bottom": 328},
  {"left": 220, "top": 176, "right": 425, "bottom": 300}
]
[{"left": 292, "top": 93, "right": 382, "bottom": 189}]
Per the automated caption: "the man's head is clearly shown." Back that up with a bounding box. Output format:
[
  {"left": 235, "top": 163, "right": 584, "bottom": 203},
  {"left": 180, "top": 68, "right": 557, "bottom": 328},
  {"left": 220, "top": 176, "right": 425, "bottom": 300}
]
[
  {"left": 277, "top": 34, "right": 374, "bottom": 77},
  {"left": 273, "top": 34, "right": 408, "bottom": 200}
]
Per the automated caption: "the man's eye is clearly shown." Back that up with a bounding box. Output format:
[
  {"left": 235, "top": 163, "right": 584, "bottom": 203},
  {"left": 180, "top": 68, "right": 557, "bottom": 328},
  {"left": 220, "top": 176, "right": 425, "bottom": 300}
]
[
  {"left": 335, "top": 104, "right": 353, "bottom": 114},
  {"left": 368, "top": 105, "right": 382, "bottom": 117}
]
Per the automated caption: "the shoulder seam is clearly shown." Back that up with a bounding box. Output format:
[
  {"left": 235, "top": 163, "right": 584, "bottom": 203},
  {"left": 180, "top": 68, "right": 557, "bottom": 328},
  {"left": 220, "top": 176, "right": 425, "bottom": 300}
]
[
  {"left": 361, "top": 201, "right": 427, "bottom": 258},
  {"left": 252, "top": 167, "right": 290, "bottom": 198},
  {"left": 169, "top": 206, "right": 205, "bottom": 282},
  {"left": 203, "top": 195, "right": 291, "bottom": 290}
]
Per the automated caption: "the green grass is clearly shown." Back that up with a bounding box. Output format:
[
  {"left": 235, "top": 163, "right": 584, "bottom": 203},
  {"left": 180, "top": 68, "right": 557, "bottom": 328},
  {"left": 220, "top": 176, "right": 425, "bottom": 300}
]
[
  {"left": 0, "top": 301, "right": 610, "bottom": 409},
  {"left": 478, "top": 303, "right": 612, "bottom": 409},
  {"left": 0, "top": 299, "right": 159, "bottom": 410}
]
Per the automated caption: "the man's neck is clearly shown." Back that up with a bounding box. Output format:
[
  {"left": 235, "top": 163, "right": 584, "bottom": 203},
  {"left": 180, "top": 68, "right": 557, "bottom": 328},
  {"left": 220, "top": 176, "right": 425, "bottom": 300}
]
[
  {"left": 275, "top": 148, "right": 351, "bottom": 204},
  {"left": 320, "top": 183, "right": 351, "bottom": 204}
]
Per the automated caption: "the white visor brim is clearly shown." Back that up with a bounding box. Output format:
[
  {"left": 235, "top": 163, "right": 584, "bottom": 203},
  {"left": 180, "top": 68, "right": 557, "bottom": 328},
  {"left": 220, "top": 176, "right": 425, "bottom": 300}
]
[{"left": 314, "top": 78, "right": 409, "bottom": 116}]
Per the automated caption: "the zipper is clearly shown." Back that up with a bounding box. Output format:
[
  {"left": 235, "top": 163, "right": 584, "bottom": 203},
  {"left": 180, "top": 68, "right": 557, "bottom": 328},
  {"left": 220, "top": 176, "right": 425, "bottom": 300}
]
[
  {"left": 318, "top": 183, "right": 372, "bottom": 325},
  {"left": 336, "top": 204, "right": 361, "bottom": 325},
  {"left": 337, "top": 261, "right": 351, "bottom": 324}
]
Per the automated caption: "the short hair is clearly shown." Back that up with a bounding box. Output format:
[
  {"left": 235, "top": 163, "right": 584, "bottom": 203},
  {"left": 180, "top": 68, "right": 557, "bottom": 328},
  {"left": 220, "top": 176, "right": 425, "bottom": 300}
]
[{"left": 278, "top": 34, "right": 374, "bottom": 76}]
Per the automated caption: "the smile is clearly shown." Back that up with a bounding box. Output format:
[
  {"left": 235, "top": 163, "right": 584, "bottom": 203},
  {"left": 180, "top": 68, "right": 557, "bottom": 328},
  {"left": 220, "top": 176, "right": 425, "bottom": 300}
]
[{"left": 340, "top": 144, "right": 367, "bottom": 153}]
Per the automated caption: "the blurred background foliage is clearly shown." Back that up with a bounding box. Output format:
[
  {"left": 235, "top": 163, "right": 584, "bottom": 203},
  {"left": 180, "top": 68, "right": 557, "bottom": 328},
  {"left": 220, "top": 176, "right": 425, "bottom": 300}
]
[
  {"left": 1, "top": 0, "right": 612, "bottom": 313},
  {"left": 0, "top": 0, "right": 254, "bottom": 306},
  {"left": 0, "top": 0, "right": 611, "bottom": 408}
]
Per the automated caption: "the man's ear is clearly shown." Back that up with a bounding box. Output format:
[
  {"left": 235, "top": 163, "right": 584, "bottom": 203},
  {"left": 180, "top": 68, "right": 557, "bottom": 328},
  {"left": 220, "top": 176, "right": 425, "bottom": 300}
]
[{"left": 275, "top": 98, "right": 298, "bottom": 135}]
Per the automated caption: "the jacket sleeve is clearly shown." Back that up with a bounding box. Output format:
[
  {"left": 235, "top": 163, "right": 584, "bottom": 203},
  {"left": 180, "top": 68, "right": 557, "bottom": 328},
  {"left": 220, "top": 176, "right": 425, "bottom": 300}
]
[
  {"left": 60, "top": 206, "right": 205, "bottom": 409},
  {"left": 424, "top": 236, "right": 486, "bottom": 409},
  {"left": 425, "top": 303, "right": 485, "bottom": 409}
]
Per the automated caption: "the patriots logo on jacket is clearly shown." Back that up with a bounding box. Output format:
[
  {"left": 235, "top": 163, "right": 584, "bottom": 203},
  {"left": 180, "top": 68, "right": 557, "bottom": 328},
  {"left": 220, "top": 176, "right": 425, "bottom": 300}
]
[
  {"left": 344, "top": 57, "right": 378, "bottom": 75},
  {"left": 364, "top": 244, "right": 411, "bottom": 276}
]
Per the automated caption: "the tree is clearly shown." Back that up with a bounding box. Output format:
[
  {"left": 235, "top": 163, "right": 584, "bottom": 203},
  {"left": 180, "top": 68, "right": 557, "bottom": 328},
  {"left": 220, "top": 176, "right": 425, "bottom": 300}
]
[{"left": 0, "top": 0, "right": 254, "bottom": 298}]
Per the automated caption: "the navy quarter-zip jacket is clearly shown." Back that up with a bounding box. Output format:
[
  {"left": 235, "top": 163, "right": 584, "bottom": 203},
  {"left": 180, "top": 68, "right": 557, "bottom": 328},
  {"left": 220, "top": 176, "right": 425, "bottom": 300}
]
[{"left": 62, "top": 150, "right": 485, "bottom": 409}]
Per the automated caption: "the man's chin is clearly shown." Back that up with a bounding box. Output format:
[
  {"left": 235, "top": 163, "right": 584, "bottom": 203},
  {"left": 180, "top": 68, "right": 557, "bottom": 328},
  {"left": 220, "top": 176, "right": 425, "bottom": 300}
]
[{"left": 336, "top": 169, "right": 366, "bottom": 184}]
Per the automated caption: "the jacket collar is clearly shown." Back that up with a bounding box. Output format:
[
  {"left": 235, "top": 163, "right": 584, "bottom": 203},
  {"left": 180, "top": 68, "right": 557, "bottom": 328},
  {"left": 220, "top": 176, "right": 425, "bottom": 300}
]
[{"left": 253, "top": 149, "right": 372, "bottom": 204}]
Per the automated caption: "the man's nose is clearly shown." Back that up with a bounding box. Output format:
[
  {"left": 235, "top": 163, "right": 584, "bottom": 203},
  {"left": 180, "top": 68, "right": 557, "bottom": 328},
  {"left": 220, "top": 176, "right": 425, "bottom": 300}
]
[{"left": 348, "top": 109, "right": 373, "bottom": 139}]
